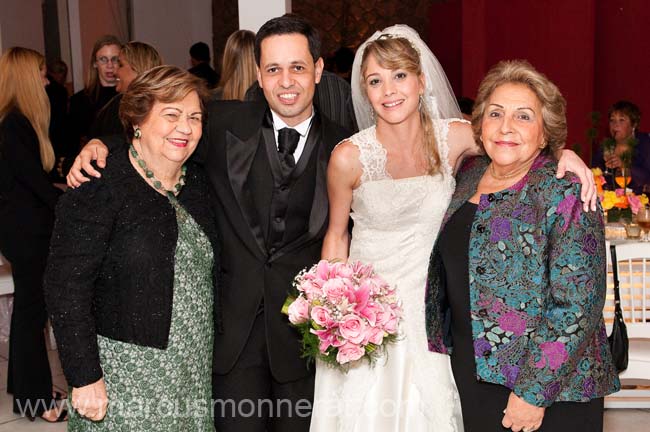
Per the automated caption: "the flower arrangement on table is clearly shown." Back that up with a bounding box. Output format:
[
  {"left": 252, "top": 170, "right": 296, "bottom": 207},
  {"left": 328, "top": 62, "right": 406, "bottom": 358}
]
[
  {"left": 592, "top": 167, "right": 648, "bottom": 222},
  {"left": 282, "top": 260, "right": 402, "bottom": 369}
]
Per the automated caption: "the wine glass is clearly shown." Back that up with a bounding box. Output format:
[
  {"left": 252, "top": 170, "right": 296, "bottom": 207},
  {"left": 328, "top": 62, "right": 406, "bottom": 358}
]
[
  {"left": 602, "top": 138, "right": 616, "bottom": 178},
  {"left": 614, "top": 167, "right": 632, "bottom": 190},
  {"left": 636, "top": 206, "right": 650, "bottom": 242}
]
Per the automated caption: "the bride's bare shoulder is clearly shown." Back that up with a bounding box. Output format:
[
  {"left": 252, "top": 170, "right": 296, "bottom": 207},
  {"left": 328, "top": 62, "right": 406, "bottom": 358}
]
[{"left": 331, "top": 139, "right": 362, "bottom": 171}]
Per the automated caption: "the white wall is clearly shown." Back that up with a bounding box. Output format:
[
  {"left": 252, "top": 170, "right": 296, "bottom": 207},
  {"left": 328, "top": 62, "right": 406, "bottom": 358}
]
[
  {"left": 0, "top": 0, "right": 44, "bottom": 53},
  {"left": 238, "top": 0, "right": 291, "bottom": 32},
  {"left": 131, "top": 0, "right": 212, "bottom": 68}
]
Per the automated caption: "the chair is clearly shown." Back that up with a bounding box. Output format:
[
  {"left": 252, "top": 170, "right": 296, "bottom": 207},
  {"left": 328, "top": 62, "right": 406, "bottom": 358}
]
[{"left": 604, "top": 242, "right": 650, "bottom": 408}]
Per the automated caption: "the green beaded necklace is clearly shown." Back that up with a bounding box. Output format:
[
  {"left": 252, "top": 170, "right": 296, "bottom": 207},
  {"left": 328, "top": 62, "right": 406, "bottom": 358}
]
[{"left": 129, "top": 144, "right": 187, "bottom": 199}]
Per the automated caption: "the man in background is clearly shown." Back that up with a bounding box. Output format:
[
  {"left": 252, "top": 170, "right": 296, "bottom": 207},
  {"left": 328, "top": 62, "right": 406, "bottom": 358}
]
[{"left": 189, "top": 41, "right": 220, "bottom": 88}]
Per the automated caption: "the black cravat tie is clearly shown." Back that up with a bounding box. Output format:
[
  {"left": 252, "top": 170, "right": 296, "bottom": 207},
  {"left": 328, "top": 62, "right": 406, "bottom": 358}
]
[{"left": 277, "top": 127, "right": 300, "bottom": 168}]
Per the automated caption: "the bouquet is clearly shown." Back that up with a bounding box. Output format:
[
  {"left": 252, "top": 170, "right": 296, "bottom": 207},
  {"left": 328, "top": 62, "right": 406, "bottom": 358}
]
[
  {"left": 281, "top": 260, "right": 402, "bottom": 369},
  {"left": 592, "top": 167, "right": 649, "bottom": 222}
]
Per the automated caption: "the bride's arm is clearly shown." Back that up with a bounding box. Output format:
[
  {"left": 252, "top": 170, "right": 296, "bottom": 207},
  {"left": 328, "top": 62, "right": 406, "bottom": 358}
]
[
  {"left": 446, "top": 121, "right": 478, "bottom": 175},
  {"left": 322, "top": 141, "right": 362, "bottom": 261}
]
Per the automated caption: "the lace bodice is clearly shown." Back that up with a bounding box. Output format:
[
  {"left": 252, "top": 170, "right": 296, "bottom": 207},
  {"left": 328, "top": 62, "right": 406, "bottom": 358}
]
[
  {"left": 346, "top": 121, "right": 458, "bottom": 343},
  {"left": 351, "top": 121, "right": 456, "bottom": 184}
]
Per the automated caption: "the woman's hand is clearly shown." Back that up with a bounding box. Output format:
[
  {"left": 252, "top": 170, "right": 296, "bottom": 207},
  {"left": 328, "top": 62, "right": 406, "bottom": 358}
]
[
  {"left": 66, "top": 139, "right": 110, "bottom": 188},
  {"left": 71, "top": 378, "right": 108, "bottom": 421},
  {"left": 501, "top": 392, "right": 545, "bottom": 432},
  {"left": 556, "top": 149, "right": 596, "bottom": 211},
  {"left": 604, "top": 152, "right": 623, "bottom": 169}
]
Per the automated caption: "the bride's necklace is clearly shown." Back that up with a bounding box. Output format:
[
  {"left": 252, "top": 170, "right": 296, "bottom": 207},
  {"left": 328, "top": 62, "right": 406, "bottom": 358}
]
[
  {"left": 129, "top": 144, "right": 186, "bottom": 199},
  {"left": 488, "top": 158, "right": 535, "bottom": 181}
]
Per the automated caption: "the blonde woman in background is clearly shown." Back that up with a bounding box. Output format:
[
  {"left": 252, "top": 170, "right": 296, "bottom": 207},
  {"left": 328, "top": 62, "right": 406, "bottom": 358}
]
[
  {"left": 90, "top": 41, "right": 163, "bottom": 138},
  {"left": 0, "top": 47, "right": 67, "bottom": 423},
  {"left": 214, "top": 30, "right": 257, "bottom": 100}
]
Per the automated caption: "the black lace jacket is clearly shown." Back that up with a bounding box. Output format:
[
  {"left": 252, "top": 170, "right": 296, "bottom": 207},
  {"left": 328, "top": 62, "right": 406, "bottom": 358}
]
[{"left": 44, "top": 144, "right": 220, "bottom": 387}]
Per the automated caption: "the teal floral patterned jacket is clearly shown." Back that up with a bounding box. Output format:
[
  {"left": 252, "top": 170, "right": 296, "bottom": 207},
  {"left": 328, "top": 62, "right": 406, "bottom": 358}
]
[{"left": 425, "top": 154, "right": 620, "bottom": 407}]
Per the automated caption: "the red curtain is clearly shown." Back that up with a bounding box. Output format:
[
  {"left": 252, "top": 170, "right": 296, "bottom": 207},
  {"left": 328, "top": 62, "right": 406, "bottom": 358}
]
[{"left": 429, "top": 0, "right": 650, "bottom": 162}]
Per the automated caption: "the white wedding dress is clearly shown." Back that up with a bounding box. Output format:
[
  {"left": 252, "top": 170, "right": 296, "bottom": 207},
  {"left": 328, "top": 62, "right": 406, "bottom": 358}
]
[{"left": 310, "top": 121, "right": 464, "bottom": 432}]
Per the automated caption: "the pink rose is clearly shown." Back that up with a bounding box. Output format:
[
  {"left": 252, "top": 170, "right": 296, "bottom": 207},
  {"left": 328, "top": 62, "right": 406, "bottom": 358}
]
[
  {"left": 339, "top": 314, "right": 367, "bottom": 344},
  {"left": 366, "top": 326, "right": 385, "bottom": 345},
  {"left": 331, "top": 262, "right": 353, "bottom": 279},
  {"left": 323, "top": 279, "right": 347, "bottom": 303},
  {"left": 374, "top": 304, "right": 391, "bottom": 327},
  {"left": 336, "top": 342, "right": 365, "bottom": 364},
  {"left": 311, "top": 306, "right": 333, "bottom": 327},
  {"left": 366, "top": 276, "right": 388, "bottom": 295},
  {"left": 299, "top": 280, "right": 322, "bottom": 300},
  {"left": 287, "top": 296, "right": 309, "bottom": 325},
  {"left": 383, "top": 308, "right": 399, "bottom": 334},
  {"left": 629, "top": 193, "right": 642, "bottom": 214}
]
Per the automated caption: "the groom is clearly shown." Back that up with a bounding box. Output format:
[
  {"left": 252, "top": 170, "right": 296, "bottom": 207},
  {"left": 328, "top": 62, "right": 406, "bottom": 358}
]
[
  {"left": 67, "top": 15, "right": 350, "bottom": 432},
  {"left": 203, "top": 16, "right": 350, "bottom": 432}
]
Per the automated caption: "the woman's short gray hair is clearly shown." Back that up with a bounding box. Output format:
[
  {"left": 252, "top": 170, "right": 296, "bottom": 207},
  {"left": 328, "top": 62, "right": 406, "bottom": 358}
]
[{"left": 472, "top": 60, "right": 567, "bottom": 156}]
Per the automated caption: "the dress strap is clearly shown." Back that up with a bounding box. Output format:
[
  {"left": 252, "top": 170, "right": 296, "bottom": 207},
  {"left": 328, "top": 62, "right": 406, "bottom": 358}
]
[
  {"left": 434, "top": 118, "right": 469, "bottom": 177},
  {"left": 346, "top": 126, "right": 391, "bottom": 184}
]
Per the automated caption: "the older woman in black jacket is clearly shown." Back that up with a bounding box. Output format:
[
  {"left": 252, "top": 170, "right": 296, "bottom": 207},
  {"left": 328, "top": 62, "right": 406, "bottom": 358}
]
[{"left": 45, "top": 66, "right": 219, "bottom": 431}]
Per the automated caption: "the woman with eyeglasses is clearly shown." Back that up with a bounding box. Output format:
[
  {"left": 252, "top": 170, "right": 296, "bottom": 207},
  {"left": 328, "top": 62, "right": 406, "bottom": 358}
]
[
  {"left": 68, "top": 35, "right": 122, "bottom": 150},
  {"left": 90, "top": 42, "right": 162, "bottom": 138}
]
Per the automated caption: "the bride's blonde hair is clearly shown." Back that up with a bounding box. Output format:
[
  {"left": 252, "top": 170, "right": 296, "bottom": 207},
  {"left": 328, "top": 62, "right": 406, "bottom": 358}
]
[
  {"left": 360, "top": 37, "right": 440, "bottom": 175},
  {"left": 0, "top": 47, "right": 54, "bottom": 171}
]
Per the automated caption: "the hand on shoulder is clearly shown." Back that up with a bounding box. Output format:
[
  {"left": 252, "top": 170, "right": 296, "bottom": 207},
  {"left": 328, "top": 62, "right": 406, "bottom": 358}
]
[{"left": 66, "top": 139, "right": 110, "bottom": 187}]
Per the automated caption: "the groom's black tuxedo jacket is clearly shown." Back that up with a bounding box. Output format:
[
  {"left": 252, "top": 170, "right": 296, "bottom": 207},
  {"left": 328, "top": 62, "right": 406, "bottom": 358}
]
[{"left": 198, "top": 100, "right": 350, "bottom": 382}]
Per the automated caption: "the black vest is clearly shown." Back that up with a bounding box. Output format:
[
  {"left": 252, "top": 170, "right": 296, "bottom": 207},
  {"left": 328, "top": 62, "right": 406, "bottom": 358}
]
[{"left": 247, "top": 114, "right": 321, "bottom": 254}]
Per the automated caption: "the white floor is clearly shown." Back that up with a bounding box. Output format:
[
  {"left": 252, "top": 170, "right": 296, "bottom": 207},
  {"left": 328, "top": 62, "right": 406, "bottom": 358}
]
[{"left": 0, "top": 338, "right": 646, "bottom": 431}]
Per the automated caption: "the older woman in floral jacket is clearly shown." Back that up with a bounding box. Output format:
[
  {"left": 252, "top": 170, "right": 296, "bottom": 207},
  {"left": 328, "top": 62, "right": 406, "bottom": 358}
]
[{"left": 425, "top": 60, "right": 619, "bottom": 432}]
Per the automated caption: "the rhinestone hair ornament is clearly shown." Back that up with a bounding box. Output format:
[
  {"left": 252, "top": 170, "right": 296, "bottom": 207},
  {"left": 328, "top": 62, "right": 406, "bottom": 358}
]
[{"left": 351, "top": 24, "right": 461, "bottom": 130}]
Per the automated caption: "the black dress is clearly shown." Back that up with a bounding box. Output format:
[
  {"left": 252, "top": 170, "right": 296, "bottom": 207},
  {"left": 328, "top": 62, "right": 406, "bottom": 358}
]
[
  {"left": 68, "top": 85, "right": 117, "bottom": 147},
  {"left": 0, "top": 110, "right": 62, "bottom": 415},
  {"left": 89, "top": 93, "right": 123, "bottom": 139},
  {"left": 438, "top": 201, "right": 604, "bottom": 432}
]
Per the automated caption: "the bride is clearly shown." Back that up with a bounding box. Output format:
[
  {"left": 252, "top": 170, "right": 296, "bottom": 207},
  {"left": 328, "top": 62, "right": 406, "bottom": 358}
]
[
  {"left": 312, "top": 25, "right": 593, "bottom": 431},
  {"left": 313, "top": 24, "right": 473, "bottom": 432}
]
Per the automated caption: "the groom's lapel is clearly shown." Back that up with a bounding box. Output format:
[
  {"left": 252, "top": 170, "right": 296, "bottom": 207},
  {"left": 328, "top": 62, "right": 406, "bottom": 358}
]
[{"left": 225, "top": 126, "right": 268, "bottom": 259}]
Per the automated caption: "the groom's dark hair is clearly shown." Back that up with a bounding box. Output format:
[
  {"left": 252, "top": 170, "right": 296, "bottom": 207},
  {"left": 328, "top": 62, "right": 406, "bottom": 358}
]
[{"left": 254, "top": 14, "right": 322, "bottom": 66}]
